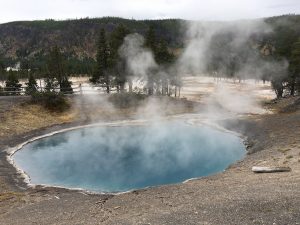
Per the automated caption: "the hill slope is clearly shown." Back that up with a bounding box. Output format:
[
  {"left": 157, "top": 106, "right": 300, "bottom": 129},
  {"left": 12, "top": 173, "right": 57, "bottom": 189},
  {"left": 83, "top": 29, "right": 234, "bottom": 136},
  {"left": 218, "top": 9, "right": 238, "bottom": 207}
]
[
  {"left": 0, "top": 15, "right": 300, "bottom": 74},
  {"left": 0, "top": 17, "right": 185, "bottom": 60}
]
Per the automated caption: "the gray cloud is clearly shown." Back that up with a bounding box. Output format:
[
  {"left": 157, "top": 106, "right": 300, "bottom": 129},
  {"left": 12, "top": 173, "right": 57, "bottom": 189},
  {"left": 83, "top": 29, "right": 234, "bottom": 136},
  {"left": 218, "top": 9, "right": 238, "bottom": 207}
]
[{"left": 0, "top": 0, "right": 300, "bottom": 23}]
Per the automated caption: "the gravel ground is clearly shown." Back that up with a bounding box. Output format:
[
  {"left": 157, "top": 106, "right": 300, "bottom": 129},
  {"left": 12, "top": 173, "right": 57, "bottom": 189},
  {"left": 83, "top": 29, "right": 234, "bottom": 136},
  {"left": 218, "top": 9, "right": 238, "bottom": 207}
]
[{"left": 0, "top": 96, "right": 300, "bottom": 225}]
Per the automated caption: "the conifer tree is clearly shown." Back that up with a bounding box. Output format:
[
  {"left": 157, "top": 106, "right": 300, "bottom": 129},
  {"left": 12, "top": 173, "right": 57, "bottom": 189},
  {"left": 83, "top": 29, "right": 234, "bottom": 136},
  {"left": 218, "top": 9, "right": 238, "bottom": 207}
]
[
  {"left": 60, "top": 76, "right": 73, "bottom": 94},
  {"left": 44, "top": 75, "right": 57, "bottom": 92},
  {"left": 47, "top": 46, "right": 72, "bottom": 93},
  {"left": 0, "top": 59, "right": 5, "bottom": 81},
  {"left": 0, "top": 59, "right": 4, "bottom": 95},
  {"left": 5, "top": 70, "right": 22, "bottom": 95},
  {"left": 25, "top": 72, "right": 38, "bottom": 95},
  {"left": 145, "top": 25, "right": 157, "bottom": 95},
  {"left": 156, "top": 39, "right": 174, "bottom": 65},
  {"left": 145, "top": 25, "right": 157, "bottom": 53},
  {"left": 110, "top": 24, "right": 130, "bottom": 92},
  {"left": 290, "top": 39, "right": 300, "bottom": 95},
  {"left": 145, "top": 26, "right": 176, "bottom": 96},
  {"left": 90, "top": 28, "right": 110, "bottom": 93}
]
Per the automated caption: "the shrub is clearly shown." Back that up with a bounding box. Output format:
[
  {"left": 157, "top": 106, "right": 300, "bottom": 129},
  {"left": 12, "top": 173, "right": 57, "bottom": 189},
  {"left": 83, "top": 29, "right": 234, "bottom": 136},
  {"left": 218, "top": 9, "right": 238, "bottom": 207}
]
[{"left": 31, "top": 91, "right": 70, "bottom": 112}]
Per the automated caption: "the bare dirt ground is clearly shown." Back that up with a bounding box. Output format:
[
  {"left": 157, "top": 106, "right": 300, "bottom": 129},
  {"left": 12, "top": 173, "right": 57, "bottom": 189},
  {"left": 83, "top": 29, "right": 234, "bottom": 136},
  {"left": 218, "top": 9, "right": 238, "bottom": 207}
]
[{"left": 0, "top": 79, "right": 300, "bottom": 225}]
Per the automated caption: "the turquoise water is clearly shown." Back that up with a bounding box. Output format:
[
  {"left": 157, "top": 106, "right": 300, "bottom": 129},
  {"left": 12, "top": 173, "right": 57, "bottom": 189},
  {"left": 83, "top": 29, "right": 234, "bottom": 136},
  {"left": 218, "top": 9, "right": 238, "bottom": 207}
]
[{"left": 14, "top": 121, "right": 245, "bottom": 193}]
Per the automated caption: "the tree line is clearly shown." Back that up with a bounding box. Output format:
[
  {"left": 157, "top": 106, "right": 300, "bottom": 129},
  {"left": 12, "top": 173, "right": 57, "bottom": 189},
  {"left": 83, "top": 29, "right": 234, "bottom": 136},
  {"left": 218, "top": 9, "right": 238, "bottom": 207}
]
[
  {"left": 0, "top": 24, "right": 180, "bottom": 97},
  {"left": 0, "top": 46, "right": 73, "bottom": 96},
  {"left": 1, "top": 16, "right": 300, "bottom": 98}
]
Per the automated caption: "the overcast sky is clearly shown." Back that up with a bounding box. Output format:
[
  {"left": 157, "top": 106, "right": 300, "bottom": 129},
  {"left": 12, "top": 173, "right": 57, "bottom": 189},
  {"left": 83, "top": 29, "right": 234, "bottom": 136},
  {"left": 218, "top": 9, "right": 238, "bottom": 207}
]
[{"left": 0, "top": 0, "right": 300, "bottom": 24}]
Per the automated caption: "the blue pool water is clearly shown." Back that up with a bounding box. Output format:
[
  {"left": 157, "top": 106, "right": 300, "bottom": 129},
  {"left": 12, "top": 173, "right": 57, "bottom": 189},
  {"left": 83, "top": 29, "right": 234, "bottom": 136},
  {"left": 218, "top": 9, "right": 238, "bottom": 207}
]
[{"left": 13, "top": 121, "right": 245, "bottom": 192}]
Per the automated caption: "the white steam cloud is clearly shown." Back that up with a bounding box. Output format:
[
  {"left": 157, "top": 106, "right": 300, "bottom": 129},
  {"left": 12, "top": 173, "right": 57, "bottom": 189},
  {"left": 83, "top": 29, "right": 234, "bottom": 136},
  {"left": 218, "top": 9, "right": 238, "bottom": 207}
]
[
  {"left": 178, "top": 20, "right": 274, "bottom": 77},
  {"left": 119, "top": 33, "right": 157, "bottom": 79},
  {"left": 116, "top": 19, "right": 283, "bottom": 116}
]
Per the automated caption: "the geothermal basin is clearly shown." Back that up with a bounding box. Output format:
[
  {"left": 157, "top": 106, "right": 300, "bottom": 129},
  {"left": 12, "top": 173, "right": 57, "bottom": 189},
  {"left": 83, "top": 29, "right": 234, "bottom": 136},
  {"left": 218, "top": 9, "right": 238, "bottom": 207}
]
[{"left": 13, "top": 121, "right": 246, "bottom": 193}]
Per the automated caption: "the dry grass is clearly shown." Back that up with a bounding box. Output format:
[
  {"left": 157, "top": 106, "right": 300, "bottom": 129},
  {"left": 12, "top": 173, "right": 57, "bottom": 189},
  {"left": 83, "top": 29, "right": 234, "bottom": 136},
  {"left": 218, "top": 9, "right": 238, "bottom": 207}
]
[
  {"left": 0, "top": 96, "right": 196, "bottom": 139},
  {"left": 0, "top": 192, "right": 24, "bottom": 203},
  {"left": 0, "top": 191, "right": 26, "bottom": 215},
  {"left": 0, "top": 103, "right": 77, "bottom": 138},
  {"left": 277, "top": 148, "right": 291, "bottom": 154}
]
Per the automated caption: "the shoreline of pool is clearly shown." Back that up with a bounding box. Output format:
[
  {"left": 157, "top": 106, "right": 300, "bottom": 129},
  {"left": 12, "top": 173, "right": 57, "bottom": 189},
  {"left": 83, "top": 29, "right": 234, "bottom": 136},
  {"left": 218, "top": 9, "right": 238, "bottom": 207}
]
[{"left": 5, "top": 114, "right": 250, "bottom": 195}]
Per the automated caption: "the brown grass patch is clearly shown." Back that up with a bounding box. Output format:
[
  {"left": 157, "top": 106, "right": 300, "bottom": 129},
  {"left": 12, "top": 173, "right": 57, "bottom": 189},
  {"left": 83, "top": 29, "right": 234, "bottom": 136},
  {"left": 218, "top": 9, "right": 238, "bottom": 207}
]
[
  {"left": 0, "top": 103, "right": 77, "bottom": 138},
  {"left": 277, "top": 148, "right": 291, "bottom": 154},
  {"left": 0, "top": 192, "right": 24, "bottom": 203}
]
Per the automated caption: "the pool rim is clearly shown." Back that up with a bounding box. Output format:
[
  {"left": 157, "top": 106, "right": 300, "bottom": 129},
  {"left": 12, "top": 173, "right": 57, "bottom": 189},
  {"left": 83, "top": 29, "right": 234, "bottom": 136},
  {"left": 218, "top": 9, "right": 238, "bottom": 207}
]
[{"left": 5, "top": 117, "right": 248, "bottom": 195}]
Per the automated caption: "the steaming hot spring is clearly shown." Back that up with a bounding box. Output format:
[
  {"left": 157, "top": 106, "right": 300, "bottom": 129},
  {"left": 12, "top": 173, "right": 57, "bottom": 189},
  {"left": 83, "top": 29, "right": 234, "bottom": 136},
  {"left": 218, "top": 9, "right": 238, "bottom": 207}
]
[{"left": 13, "top": 120, "right": 245, "bottom": 193}]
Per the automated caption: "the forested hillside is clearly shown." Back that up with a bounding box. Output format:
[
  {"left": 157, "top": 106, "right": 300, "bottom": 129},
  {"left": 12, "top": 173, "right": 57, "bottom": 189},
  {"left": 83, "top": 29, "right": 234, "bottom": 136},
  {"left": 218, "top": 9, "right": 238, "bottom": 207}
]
[
  {"left": 0, "top": 15, "right": 300, "bottom": 73},
  {"left": 1, "top": 15, "right": 300, "bottom": 98},
  {"left": 0, "top": 17, "right": 184, "bottom": 73}
]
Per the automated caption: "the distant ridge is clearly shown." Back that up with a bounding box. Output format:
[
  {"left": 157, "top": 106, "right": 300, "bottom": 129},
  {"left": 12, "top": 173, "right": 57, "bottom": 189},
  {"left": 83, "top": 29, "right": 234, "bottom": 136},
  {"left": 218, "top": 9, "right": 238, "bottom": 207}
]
[{"left": 0, "top": 15, "right": 299, "bottom": 69}]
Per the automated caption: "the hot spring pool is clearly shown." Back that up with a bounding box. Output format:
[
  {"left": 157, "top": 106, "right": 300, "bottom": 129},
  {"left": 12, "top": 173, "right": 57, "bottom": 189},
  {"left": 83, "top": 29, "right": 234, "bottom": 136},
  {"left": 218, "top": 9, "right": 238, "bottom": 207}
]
[{"left": 13, "top": 121, "right": 245, "bottom": 193}]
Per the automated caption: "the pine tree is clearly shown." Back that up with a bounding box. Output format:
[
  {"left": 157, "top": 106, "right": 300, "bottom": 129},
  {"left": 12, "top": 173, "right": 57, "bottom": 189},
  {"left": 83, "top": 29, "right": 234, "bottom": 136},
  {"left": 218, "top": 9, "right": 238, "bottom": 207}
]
[
  {"left": 156, "top": 39, "right": 174, "bottom": 65},
  {"left": 90, "top": 28, "right": 110, "bottom": 93},
  {"left": 0, "top": 60, "right": 4, "bottom": 95},
  {"left": 47, "top": 46, "right": 72, "bottom": 93},
  {"left": 290, "top": 39, "right": 300, "bottom": 95},
  {"left": 20, "top": 59, "right": 30, "bottom": 79},
  {"left": 5, "top": 70, "right": 22, "bottom": 95},
  {"left": 109, "top": 24, "right": 130, "bottom": 92},
  {"left": 145, "top": 25, "right": 158, "bottom": 95},
  {"left": 25, "top": 72, "right": 38, "bottom": 95},
  {"left": 156, "top": 39, "right": 176, "bottom": 95},
  {"left": 60, "top": 76, "right": 73, "bottom": 94},
  {"left": 145, "top": 26, "right": 176, "bottom": 96},
  {"left": 145, "top": 25, "right": 157, "bottom": 53},
  {"left": 44, "top": 75, "right": 57, "bottom": 92},
  {"left": 0, "top": 59, "right": 5, "bottom": 80},
  {"left": 0, "top": 85, "right": 4, "bottom": 96}
]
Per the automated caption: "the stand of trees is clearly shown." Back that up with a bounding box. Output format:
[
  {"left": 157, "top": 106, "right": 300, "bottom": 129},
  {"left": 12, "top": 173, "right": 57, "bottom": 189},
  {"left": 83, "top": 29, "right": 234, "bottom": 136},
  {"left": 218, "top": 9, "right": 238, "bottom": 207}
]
[
  {"left": 90, "top": 25, "right": 134, "bottom": 94},
  {"left": 264, "top": 35, "right": 300, "bottom": 98},
  {"left": 200, "top": 18, "right": 300, "bottom": 99},
  {"left": 0, "top": 46, "right": 73, "bottom": 99},
  {"left": 4, "top": 70, "right": 22, "bottom": 95},
  {"left": 45, "top": 46, "right": 73, "bottom": 93},
  {"left": 144, "top": 25, "right": 181, "bottom": 96},
  {"left": 90, "top": 28, "right": 111, "bottom": 93},
  {"left": 90, "top": 24, "right": 181, "bottom": 97},
  {"left": 258, "top": 16, "right": 300, "bottom": 98},
  {"left": 289, "top": 39, "right": 300, "bottom": 95}
]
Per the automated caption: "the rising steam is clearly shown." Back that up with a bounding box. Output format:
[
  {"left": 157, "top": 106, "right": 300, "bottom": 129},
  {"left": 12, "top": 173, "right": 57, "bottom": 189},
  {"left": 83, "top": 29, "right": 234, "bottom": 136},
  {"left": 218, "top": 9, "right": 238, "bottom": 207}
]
[
  {"left": 119, "top": 33, "right": 157, "bottom": 81},
  {"left": 115, "top": 19, "right": 283, "bottom": 117}
]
